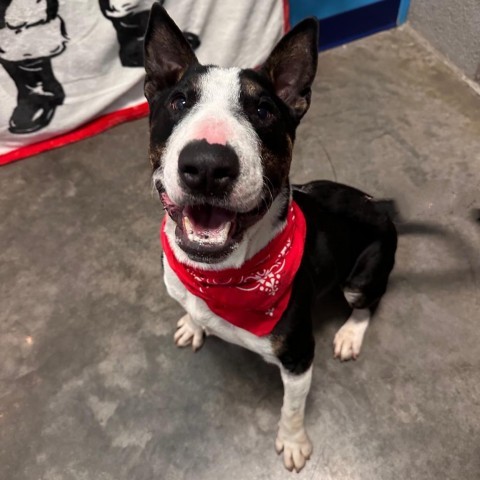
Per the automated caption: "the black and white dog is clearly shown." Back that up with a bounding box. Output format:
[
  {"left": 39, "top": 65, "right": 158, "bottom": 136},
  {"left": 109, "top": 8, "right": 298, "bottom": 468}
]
[{"left": 144, "top": 4, "right": 397, "bottom": 473}]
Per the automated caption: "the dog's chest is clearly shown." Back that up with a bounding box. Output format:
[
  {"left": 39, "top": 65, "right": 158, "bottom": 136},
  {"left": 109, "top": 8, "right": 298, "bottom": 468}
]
[{"left": 163, "top": 256, "right": 279, "bottom": 364}]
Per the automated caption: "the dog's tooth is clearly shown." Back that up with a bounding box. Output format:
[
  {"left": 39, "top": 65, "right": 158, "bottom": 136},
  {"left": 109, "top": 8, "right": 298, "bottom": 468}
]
[
  {"left": 218, "top": 221, "right": 231, "bottom": 244},
  {"left": 185, "top": 220, "right": 231, "bottom": 246},
  {"left": 183, "top": 216, "right": 194, "bottom": 235}
]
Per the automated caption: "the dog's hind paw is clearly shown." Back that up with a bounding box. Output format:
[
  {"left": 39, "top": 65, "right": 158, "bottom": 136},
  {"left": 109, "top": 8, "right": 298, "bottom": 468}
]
[
  {"left": 173, "top": 314, "right": 205, "bottom": 352},
  {"left": 275, "top": 429, "right": 312, "bottom": 473},
  {"left": 333, "top": 309, "right": 370, "bottom": 361}
]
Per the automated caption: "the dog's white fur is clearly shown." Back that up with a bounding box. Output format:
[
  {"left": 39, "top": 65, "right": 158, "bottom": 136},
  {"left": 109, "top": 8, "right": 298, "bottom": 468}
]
[
  {"left": 333, "top": 307, "right": 370, "bottom": 361},
  {"left": 276, "top": 366, "right": 313, "bottom": 472},
  {"left": 154, "top": 67, "right": 264, "bottom": 214}
]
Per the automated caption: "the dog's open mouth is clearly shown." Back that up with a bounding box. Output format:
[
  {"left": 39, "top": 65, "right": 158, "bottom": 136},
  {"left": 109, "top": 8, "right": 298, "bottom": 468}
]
[
  {"left": 182, "top": 204, "right": 236, "bottom": 246},
  {"left": 161, "top": 193, "right": 260, "bottom": 261}
]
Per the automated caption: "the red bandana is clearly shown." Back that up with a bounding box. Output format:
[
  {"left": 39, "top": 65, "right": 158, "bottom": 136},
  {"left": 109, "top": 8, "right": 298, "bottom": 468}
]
[{"left": 161, "top": 201, "right": 306, "bottom": 336}]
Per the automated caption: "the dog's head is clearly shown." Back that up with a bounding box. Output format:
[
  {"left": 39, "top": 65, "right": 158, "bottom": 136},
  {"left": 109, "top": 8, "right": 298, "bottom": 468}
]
[{"left": 144, "top": 3, "right": 318, "bottom": 264}]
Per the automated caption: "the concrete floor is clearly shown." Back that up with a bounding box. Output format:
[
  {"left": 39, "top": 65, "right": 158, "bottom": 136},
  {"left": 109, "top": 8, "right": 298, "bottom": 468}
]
[{"left": 1, "top": 26, "right": 479, "bottom": 480}]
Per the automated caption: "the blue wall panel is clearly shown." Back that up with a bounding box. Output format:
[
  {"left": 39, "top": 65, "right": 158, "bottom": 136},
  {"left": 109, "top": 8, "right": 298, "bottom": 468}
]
[
  {"left": 289, "top": 0, "right": 410, "bottom": 51},
  {"left": 397, "top": 0, "right": 410, "bottom": 24},
  {"left": 290, "top": 0, "right": 383, "bottom": 24}
]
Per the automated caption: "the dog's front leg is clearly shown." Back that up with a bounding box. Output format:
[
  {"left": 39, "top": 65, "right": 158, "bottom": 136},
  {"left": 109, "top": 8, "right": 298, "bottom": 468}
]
[
  {"left": 163, "top": 260, "right": 206, "bottom": 352},
  {"left": 173, "top": 313, "right": 205, "bottom": 352},
  {"left": 276, "top": 365, "right": 313, "bottom": 472}
]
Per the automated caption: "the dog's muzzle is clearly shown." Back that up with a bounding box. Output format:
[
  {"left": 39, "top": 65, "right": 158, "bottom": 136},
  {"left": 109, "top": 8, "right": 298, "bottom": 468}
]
[{"left": 157, "top": 139, "right": 267, "bottom": 262}]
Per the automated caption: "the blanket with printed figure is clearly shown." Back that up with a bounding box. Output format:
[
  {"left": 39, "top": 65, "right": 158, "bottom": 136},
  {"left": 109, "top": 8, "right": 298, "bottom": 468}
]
[{"left": 0, "top": 0, "right": 288, "bottom": 165}]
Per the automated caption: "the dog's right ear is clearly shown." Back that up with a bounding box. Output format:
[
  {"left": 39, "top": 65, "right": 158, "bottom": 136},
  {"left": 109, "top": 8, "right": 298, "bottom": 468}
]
[{"left": 144, "top": 3, "right": 198, "bottom": 100}]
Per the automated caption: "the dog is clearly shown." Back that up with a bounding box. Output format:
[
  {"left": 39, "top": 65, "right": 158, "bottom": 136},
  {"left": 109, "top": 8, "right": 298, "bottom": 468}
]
[{"left": 144, "top": 3, "right": 397, "bottom": 472}]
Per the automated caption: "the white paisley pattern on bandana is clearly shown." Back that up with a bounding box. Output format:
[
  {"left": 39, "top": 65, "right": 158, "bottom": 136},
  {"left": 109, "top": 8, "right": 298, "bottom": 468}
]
[
  {"left": 185, "top": 236, "right": 293, "bottom": 317},
  {"left": 236, "top": 237, "right": 292, "bottom": 296},
  {"left": 185, "top": 237, "right": 292, "bottom": 298}
]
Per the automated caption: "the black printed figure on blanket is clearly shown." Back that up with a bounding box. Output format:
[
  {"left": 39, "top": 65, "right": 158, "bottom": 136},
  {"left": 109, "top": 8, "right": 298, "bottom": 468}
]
[
  {"left": 100, "top": 0, "right": 200, "bottom": 67},
  {"left": 0, "top": 0, "right": 68, "bottom": 134},
  {"left": 0, "top": 0, "right": 201, "bottom": 135}
]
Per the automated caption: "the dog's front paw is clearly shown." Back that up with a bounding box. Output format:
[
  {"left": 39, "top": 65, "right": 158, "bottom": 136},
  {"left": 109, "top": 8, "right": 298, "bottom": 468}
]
[
  {"left": 275, "top": 428, "right": 312, "bottom": 473},
  {"left": 173, "top": 314, "right": 205, "bottom": 352},
  {"left": 333, "top": 319, "right": 367, "bottom": 361}
]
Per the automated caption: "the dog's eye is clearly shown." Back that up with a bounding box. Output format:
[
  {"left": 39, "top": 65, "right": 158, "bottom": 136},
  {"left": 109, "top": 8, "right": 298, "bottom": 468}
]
[
  {"left": 257, "top": 101, "right": 273, "bottom": 120},
  {"left": 171, "top": 93, "right": 187, "bottom": 111}
]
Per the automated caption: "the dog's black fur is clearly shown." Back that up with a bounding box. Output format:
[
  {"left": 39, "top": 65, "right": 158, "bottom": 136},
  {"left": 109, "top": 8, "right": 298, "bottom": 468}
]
[{"left": 273, "top": 181, "right": 397, "bottom": 373}]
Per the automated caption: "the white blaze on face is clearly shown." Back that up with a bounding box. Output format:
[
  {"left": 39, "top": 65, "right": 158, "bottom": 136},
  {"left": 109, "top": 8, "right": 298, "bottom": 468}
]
[{"left": 156, "top": 67, "right": 264, "bottom": 212}]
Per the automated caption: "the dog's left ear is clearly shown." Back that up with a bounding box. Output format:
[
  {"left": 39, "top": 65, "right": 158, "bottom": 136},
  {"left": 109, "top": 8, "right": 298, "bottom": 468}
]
[
  {"left": 144, "top": 3, "right": 198, "bottom": 100},
  {"left": 261, "top": 18, "right": 319, "bottom": 122}
]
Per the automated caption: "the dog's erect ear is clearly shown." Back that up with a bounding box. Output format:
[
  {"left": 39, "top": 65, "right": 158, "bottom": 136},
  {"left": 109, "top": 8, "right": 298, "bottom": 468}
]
[
  {"left": 261, "top": 18, "right": 319, "bottom": 122},
  {"left": 144, "top": 3, "right": 198, "bottom": 99}
]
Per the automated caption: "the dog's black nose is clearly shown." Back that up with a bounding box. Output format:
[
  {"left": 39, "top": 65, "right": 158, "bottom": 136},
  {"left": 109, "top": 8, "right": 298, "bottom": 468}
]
[{"left": 178, "top": 140, "right": 240, "bottom": 196}]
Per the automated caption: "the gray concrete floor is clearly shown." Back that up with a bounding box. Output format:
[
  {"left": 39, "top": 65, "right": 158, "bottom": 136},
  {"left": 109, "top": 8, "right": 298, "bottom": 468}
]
[{"left": 1, "top": 26, "right": 480, "bottom": 480}]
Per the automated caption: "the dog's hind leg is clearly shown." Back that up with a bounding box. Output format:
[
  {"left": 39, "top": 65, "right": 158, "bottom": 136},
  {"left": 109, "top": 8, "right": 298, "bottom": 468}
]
[
  {"left": 333, "top": 308, "right": 370, "bottom": 361},
  {"left": 275, "top": 365, "right": 313, "bottom": 472},
  {"left": 334, "top": 232, "right": 396, "bottom": 361}
]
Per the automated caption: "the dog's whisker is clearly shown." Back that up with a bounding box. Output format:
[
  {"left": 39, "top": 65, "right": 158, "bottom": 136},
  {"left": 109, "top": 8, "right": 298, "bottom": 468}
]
[{"left": 262, "top": 175, "right": 275, "bottom": 209}]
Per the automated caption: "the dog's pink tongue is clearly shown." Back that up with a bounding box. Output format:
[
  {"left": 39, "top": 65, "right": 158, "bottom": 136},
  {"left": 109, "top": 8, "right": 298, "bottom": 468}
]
[
  {"left": 184, "top": 205, "right": 235, "bottom": 234},
  {"left": 182, "top": 205, "right": 235, "bottom": 246}
]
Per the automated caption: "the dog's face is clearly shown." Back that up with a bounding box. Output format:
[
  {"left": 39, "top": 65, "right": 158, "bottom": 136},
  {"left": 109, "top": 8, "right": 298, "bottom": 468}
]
[{"left": 144, "top": 4, "right": 318, "bottom": 264}]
